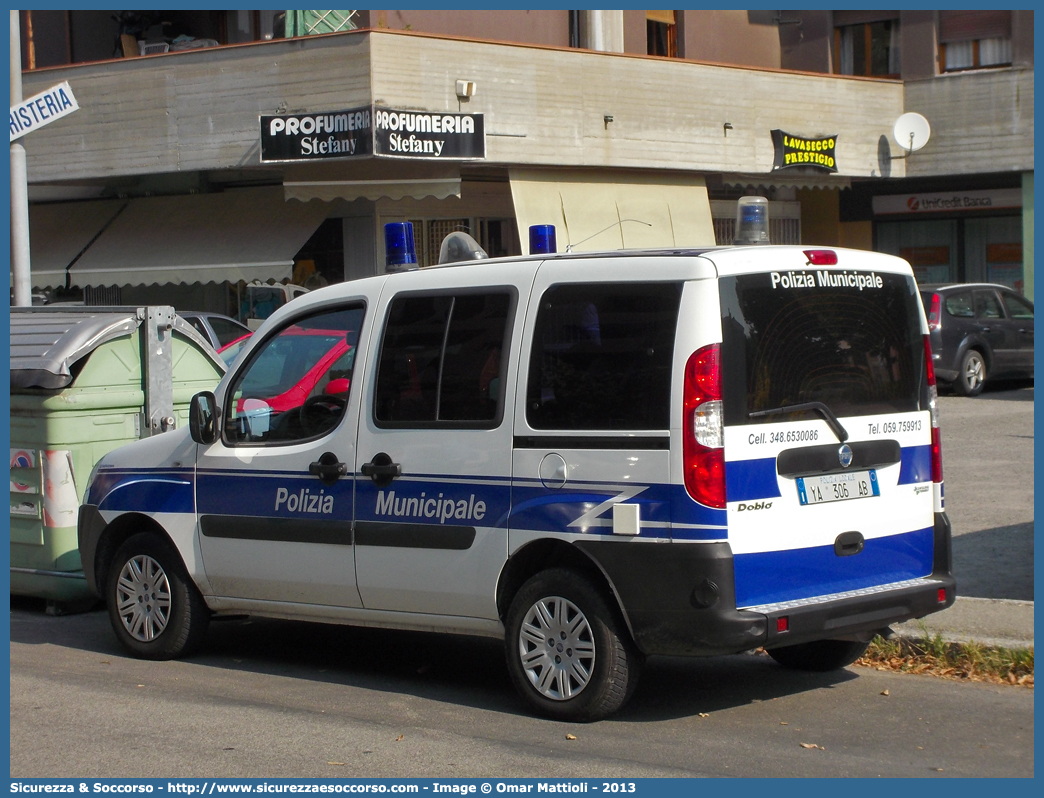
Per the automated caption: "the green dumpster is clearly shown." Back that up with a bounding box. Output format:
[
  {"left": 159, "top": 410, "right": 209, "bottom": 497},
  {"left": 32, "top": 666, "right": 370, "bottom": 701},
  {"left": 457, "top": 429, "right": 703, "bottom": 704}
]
[{"left": 10, "top": 306, "right": 225, "bottom": 611}]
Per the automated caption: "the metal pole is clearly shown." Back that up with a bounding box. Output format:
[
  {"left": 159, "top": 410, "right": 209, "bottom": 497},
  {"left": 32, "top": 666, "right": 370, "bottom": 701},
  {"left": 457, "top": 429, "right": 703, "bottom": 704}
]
[{"left": 11, "top": 10, "right": 32, "bottom": 307}]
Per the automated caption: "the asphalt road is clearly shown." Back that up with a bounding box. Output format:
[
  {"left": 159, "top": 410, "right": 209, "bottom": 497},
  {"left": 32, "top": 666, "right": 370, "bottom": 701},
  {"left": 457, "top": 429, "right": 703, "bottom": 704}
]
[{"left": 8, "top": 604, "right": 1034, "bottom": 778}]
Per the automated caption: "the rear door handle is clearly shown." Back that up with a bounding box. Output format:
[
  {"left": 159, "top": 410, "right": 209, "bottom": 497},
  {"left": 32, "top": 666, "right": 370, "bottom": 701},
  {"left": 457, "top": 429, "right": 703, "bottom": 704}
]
[
  {"left": 309, "top": 452, "right": 348, "bottom": 485},
  {"left": 361, "top": 452, "right": 402, "bottom": 487}
]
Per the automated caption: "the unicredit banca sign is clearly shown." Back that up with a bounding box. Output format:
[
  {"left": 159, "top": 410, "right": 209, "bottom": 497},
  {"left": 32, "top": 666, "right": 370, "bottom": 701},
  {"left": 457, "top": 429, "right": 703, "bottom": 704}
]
[
  {"left": 872, "top": 188, "right": 1022, "bottom": 215},
  {"left": 260, "top": 105, "right": 484, "bottom": 163}
]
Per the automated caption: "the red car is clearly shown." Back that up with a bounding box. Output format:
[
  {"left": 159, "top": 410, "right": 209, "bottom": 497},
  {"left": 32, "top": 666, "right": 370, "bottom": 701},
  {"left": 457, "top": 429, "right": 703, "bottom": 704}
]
[{"left": 232, "top": 326, "right": 355, "bottom": 439}]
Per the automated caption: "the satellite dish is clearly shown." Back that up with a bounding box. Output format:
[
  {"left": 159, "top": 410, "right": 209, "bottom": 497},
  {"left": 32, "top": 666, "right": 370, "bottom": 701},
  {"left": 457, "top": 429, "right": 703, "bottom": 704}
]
[{"left": 893, "top": 112, "right": 931, "bottom": 153}]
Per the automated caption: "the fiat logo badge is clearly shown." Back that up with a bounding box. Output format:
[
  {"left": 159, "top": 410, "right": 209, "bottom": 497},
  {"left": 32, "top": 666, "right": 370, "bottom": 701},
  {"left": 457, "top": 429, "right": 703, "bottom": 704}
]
[{"left": 838, "top": 444, "right": 854, "bottom": 468}]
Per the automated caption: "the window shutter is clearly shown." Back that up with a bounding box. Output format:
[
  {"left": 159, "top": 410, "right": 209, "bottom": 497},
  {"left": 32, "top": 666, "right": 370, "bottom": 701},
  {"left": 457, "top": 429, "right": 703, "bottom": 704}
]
[
  {"left": 833, "top": 10, "right": 899, "bottom": 27},
  {"left": 939, "top": 11, "right": 1011, "bottom": 43},
  {"left": 646, "top": 10, "right": 676, "bottom": 25}
]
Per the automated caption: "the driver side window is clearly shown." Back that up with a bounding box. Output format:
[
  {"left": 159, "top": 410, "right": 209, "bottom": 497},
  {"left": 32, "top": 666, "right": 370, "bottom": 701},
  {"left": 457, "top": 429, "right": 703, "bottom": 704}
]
[{"left": 224, "top": 304, "right": 365, "bottom": 445}]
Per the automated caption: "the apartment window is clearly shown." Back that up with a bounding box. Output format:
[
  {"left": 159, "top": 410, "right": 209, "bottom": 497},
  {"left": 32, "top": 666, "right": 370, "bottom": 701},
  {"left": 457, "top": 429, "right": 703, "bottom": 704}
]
[
  {"left": 834, "top": 19, "right": 901, "bottom": 77},
  {"left": 647, "top": 11, "right": 677, "bottom": 58},
  {"left": 939, "top": 11, "right": 1012, "bottom": 71}
]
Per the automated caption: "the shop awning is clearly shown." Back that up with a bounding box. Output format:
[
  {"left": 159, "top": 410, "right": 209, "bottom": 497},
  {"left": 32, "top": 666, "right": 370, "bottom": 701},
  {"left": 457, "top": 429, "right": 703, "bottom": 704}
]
[
  {"left": 285, "top": 178, "right": 461, "bottom": 203},
  {"left": 722, "top": 172, "right": 852, "bottom": 191},
  {"left": 283, "top": 161, "right": 461, "bottom": 203},
  {"left": 509, "top": 169, "right": 715, "bottom": 254},
  {"left": 25, "top": 199, "right": 128, "bottom": 290},
  {"left": 62, "top": 187, "right": 329, "bottom": 288}
]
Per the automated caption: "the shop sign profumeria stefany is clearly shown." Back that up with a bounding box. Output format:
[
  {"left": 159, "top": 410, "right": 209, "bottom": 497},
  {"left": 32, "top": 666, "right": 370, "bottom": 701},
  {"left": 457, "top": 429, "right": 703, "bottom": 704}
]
[{"left": 260, "top": 105, "right": 484, "bottom": 163}]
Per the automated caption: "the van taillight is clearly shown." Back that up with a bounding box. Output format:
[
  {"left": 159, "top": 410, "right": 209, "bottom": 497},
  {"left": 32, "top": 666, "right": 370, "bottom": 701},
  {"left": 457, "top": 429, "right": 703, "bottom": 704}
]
[
  {"left": 924, "top": 334, "right": 943, "bottom": 483},
  {"left": 927, "top": 293, "right": 942, "bottom": 331},
  {"left": 683, "top": 344, "right": 726, "bottom": 508}
]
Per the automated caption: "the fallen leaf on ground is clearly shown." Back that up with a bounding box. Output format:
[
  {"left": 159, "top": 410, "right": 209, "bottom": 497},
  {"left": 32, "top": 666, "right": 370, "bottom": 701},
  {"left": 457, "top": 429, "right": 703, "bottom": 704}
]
[
  {"left": 880, "top": 689, "right": 890, "bottom": 696},
  {"left": 698, "top": 713, "right": 709, "bottom": 718},
  {"left": 779, "top": 721, "right": 788, "bottom": 725},
  {"left": 565, "top": 734, "right": 577, "bottom": 740},
  {"left": 800, "top": 743, "right": 823, "bottom": 750},
  {"left": 328, "top": 762, "right": 345, "bottom": 766},
  {"left": 395, "top": 735, "right": 404, "bottom": 742}
]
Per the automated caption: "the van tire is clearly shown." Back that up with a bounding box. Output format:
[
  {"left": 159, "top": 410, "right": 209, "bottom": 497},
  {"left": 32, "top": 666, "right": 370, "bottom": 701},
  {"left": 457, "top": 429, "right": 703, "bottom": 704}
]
[
  {"left": 766, "top": 639, "right": 869, "bottom": 672},
  {"left": 955, "top": 349, "right": 986, "bottom": 396},
  {"left": 105, "top": 533, "right": 209, "bottom": 660},
  {"left": 505, "top": 568, "right": 641, "bottom": 722}
]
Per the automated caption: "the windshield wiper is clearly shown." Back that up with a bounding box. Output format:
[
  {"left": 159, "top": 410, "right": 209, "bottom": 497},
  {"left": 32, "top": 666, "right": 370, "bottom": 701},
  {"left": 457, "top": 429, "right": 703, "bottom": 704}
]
[{"left": 749, "top": 401, "right": 849, "bottom": 443}]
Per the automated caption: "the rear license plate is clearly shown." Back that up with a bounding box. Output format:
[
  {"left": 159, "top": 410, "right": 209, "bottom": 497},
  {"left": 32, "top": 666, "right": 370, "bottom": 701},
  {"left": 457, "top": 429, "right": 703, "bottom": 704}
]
[{"left": 797, "top": 470, "right": 879, "bottom": 506}]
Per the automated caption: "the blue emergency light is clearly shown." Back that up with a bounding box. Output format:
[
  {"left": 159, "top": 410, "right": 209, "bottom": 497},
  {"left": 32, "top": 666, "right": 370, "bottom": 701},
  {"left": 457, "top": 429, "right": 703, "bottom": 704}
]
[
  {"left": 384, "top": 222, "right": 417, "bottom": 271},
  {"left": 734, "top": 196, "right": 770, "bottom": 245},
  {"left": 529, "top": 224, "right": 557, "bottom": 255}
]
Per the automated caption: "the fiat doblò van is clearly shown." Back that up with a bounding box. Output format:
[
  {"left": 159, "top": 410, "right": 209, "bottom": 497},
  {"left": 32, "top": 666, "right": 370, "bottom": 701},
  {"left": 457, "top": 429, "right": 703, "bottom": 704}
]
[{"left": 79, "top": 242, "right": 953, "bottom": 721}]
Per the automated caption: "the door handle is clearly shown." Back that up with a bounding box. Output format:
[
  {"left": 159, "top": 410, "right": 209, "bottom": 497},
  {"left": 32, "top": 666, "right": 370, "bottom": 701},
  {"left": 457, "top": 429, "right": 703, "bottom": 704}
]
[
  {"left": 361, "top": 452, "right": 402, "bottom": 487},
  {"left": 309, "top": 451, "right": 348, "bottom": 486},
  {"left": 979, "top": 326, "right": 992, "bottom": 333}
]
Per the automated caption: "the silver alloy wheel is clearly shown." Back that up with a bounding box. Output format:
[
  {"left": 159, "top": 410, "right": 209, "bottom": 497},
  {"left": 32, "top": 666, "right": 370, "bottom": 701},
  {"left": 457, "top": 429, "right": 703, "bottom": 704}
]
[
  {"left": 964, "top": 352, "right": 985, "bottom": 391},
  {"left": 115, "top": 554, "right": 172, "bottom": 642},
  {"left": 517, "top": 595, "right": 596, "bottom": 700}
]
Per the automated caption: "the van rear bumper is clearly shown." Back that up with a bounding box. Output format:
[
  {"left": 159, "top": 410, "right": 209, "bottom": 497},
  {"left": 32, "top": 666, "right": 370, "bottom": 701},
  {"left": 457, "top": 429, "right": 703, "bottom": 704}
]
[{"left": 577, "top": 512, "right": 955, "bottom": 657}]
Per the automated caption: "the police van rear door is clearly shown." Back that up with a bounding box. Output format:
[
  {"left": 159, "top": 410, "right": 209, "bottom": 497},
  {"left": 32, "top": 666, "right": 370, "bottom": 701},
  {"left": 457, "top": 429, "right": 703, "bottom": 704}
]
[{"left": 712, "top": 248, "right": 935, "bottom": 610}]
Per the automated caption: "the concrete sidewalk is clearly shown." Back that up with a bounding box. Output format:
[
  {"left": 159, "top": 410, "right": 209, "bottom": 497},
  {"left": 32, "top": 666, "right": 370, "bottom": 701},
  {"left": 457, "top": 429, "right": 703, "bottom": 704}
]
[{"left": 892, "top": 596, "right": 1035, "bottom": 649}]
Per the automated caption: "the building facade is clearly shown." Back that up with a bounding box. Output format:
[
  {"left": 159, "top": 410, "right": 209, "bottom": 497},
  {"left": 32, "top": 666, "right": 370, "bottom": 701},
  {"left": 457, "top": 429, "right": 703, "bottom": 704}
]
[{"left": 15, "top": 9, "right": 1034, "bottom": 311}]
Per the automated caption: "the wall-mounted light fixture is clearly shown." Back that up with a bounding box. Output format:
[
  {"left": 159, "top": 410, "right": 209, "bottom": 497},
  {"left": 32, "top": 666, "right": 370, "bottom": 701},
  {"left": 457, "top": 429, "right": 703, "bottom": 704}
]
[
  {"left": 723, "top": 122, "right": 733, "bottom": 138},
  {"left": 604, "top": 114, "right": 614, "bottom": 129},
  {"left": 455, "top": 80, "right": 477, "bottom": 99}
]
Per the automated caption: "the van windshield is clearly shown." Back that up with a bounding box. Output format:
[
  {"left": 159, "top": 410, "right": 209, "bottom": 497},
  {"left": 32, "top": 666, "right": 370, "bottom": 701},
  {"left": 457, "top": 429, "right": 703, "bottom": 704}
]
[{"left": 718, "top": 271, "right": 925, "bottom": 426}]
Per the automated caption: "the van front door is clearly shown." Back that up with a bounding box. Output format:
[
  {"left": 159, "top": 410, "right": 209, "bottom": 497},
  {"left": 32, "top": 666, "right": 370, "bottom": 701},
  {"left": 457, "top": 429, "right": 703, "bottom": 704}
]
[
  {"left": 196, "top": 303, "right": 367, "bottom": 607},
  {"left": 353, "top": 262, "right": 533, "bottom": 620}
]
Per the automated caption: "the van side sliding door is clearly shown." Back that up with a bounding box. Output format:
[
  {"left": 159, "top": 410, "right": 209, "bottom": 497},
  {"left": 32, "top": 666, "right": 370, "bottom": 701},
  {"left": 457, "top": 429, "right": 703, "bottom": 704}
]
[{"left": 353, "top": 262, "right": 536, "bottom": 620}]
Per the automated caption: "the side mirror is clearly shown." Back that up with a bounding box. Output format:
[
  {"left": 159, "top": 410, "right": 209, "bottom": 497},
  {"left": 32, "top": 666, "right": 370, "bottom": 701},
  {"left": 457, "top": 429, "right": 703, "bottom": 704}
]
[{"left": 189, "top": 391, "right": 218, "bottom": 444}]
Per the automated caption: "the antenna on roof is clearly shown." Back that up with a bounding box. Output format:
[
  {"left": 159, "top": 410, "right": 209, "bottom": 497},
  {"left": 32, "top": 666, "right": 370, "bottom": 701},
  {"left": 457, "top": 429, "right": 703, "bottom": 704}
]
[{"left": 564, "top": 219, "right": 652, "bottom": 252}]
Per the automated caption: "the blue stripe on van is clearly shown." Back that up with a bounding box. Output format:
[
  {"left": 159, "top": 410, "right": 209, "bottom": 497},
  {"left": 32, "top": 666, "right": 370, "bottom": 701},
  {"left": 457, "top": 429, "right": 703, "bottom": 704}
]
[
  {"left": 733, "top": 525, "right": 934, "bottom": 608},
  {"left": 198, "top": 470, "right": 354, "bottom": 522},
  {"left": 725, "top": 458, "right": 781, "bottom": 502},
  {"left": 357, "top": 477, "right": 510, "bottom": 529},
  {"left": 510, "top": 482, "right": 728, "bottom": 539},
  {"left": 95, "top": 472, "right": 194, "bottom": 514},
  {"left": 898, "top": 445, "right": 932, "bottom": 484}
]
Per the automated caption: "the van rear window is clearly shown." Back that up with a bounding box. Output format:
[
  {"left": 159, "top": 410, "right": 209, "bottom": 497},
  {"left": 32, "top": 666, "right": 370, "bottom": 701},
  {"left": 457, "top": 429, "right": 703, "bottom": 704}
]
[{"left": 719, "top": 271, "right": 925, "bottom": 425}]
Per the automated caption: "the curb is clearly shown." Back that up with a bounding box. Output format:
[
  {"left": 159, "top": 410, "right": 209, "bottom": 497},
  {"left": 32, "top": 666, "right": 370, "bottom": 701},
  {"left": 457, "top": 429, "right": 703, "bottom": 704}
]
[{"left": 890, "top": 596, "right": 1034, "bottom": 650}]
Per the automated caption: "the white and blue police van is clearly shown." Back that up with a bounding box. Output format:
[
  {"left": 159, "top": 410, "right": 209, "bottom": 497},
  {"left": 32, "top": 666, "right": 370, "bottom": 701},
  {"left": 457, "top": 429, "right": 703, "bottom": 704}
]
[{"left": 78, "top": 200, "right": 954, "bottom": 721}]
